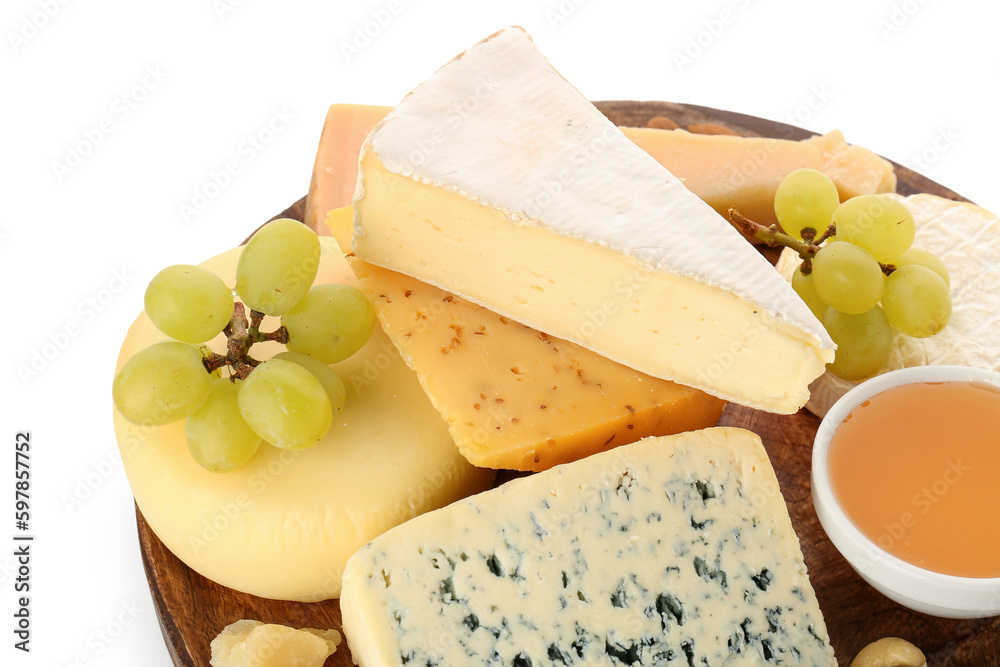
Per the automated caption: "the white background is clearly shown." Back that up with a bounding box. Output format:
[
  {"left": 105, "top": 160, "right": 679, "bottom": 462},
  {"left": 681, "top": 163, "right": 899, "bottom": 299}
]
[{"left": 3, "top": 0, "right": 998, "bottom": 665}]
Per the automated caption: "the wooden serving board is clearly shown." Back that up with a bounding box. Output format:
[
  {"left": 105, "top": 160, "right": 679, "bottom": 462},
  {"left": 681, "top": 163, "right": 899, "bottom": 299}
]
[{"left": 135, "top": 101, "right": 999, "bottom": 666}]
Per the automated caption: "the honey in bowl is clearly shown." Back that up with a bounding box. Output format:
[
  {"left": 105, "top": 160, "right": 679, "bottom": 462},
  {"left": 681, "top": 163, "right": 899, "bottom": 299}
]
[{"left": 828, "top": 380, "right": 1000, "bottom": 578}]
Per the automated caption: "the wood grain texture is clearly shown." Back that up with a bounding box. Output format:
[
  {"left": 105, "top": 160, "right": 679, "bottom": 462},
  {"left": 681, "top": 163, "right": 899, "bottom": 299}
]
[{"left": 135, "top": 101, "right": 998, "bottom": 667}]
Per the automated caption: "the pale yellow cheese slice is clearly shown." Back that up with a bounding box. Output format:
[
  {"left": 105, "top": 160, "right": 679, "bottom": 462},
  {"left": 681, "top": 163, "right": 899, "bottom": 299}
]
[{"left": 115, "top": 238, "right": 494, "bottom": 600}]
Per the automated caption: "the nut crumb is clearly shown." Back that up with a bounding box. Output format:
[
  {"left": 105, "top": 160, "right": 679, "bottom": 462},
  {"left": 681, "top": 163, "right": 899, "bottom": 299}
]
[
  {"left": 646, "top": 115, "right": 679, "bottom": 130},
  {"left": 687, "top": 123, "right": 739, "bottom": 136}
]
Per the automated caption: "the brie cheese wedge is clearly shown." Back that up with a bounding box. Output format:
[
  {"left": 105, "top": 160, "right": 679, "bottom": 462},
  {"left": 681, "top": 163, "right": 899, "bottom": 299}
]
[{"left": 353, "top": 26, "right": 834, "bottom": 413}]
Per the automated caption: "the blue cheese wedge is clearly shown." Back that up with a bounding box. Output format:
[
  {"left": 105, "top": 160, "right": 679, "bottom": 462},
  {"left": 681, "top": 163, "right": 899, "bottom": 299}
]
[
  {"left": 341, "top": 427, "right": 837, "bottom": 666},
  {"left": 352, "top": 27, "right": 834, "bottom": 414}
]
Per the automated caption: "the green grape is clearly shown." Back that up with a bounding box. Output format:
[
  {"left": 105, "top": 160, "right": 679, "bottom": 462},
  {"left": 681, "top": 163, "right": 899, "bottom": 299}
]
[
  {"left": 886, "top": 246, "right": 950, "bottom": 286},
  {"left": 791, "top": 265, "right": 828, "bottom": 319},
  {"left": 274, "top": 351, "right": 347, "bottom": 415},
  {"left": 235, "top": 218, "right": 320, "bottom": 316},
  {"left": 832, "top": 194, "right": 915, "bottom": 261},
  {"left": 237, "top": 359, "right": 333, "bottom": 450},
  {"left": 881, "top": 265, "right": 952, "bottom": 338},
  {"left": 811, "top": 242, "right": 884, "bottom": 314},
  {"left": 185, "top": 378, "right": 262, "bottom": 472},
  {"left": 282, "top": 284, "right": 376, "bottom": 364},
  {"left": 144, "top": 264, "right": 234, "bottom": 343},
  {"left": 773, "top": 168, "right": 840, "bottom": 241},
  {"left": 113, "top": 341, "right": 211, "bottom": 425},
  {"left": 822, "top": 306, "right": 894, "bottom": 381}
]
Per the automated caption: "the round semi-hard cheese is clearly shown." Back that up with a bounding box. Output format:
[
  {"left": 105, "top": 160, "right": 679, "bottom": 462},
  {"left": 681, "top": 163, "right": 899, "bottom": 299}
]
[{"left": 114, "top": 237, "right": 494, "bottom": 601}]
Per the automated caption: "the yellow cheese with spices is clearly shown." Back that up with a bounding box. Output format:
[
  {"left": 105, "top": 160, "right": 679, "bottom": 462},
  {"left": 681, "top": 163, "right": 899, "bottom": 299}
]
[{"left": 329, "top": 207, "right": 725, "bottom": 471}]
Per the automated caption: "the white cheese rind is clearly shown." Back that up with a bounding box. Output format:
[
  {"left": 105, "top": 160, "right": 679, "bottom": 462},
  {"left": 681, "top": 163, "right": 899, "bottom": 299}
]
[
  {"left": 776, "top": 193, "right": 1000, "bottom": 417},
  {"left": 341, "top": 427, "right": 837, "bottom": 667},
  {"left": 360, "top": 27, "right": 830, "bottom": 347},
  {"left": 354, "top": 27, "right": 834, "bottom": 413}
]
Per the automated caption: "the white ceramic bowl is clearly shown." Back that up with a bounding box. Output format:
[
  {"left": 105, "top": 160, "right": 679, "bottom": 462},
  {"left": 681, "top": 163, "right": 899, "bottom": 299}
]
[{"left": 812, "top": 364, "right": 1000, "bottom": 618}]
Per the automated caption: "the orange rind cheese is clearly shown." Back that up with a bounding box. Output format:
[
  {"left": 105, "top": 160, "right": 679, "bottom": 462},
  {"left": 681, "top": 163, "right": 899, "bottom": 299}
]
[{"left": 621, "top": 127, "right": 896, "bottom": 227}]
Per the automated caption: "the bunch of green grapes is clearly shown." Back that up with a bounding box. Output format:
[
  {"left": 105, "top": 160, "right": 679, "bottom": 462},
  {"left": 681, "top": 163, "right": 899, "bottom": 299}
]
[
  {"left": 112, "top": 219, "right": 375, "bottom": 472},
  {"left": 776, "top": 171, "right": 952, "bottom": 381}
]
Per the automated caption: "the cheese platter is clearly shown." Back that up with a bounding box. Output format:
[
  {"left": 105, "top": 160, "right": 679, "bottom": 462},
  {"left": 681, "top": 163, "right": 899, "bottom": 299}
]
[{"left": 123, "top": 94, "right": 1000, "bottom": 667}]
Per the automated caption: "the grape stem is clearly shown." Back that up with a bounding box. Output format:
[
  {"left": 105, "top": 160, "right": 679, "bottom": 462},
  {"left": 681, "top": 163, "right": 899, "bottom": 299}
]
[
  {"left": 728, "top": 207, "right": 899, "bottom": 277},
  {"left": 802, "top": 222, "right": 837, "bottom": 246},
  {"left": 728, "top": 207, "right": 816, "bottom": 255},
  {"left": 200, "top": 301, "right": 289, "bottom": 380},
  {"left": 246, "top": 308, "right": 289, "bottom": 345},
  {"left": 728, "top": 207, "right": 821, "bottom": 272}
]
